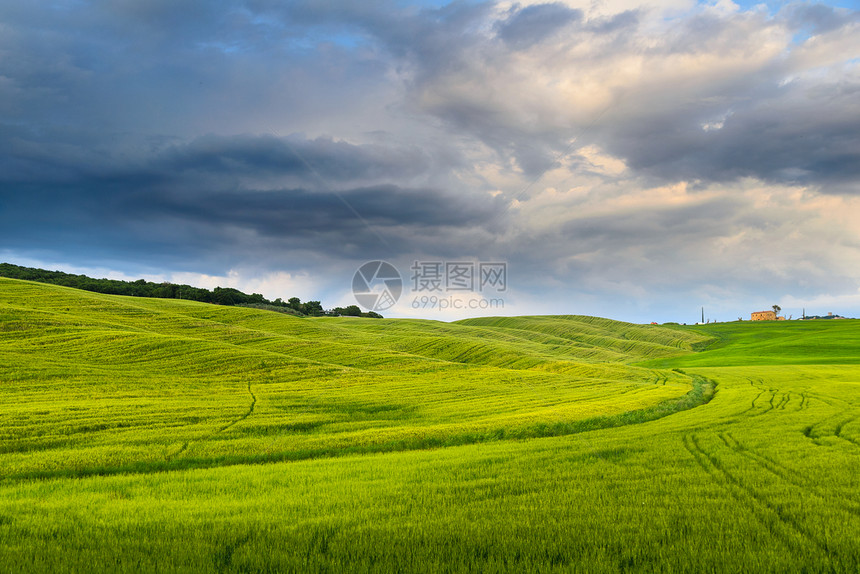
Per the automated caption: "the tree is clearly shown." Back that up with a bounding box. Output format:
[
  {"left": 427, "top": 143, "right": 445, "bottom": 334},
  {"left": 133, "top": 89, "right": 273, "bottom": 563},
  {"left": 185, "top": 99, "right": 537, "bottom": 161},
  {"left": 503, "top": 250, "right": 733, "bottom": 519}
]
[
  {"left": 303, "top": 301, "right": 324, "bottom": 316},
  {"left": 0, "top": 263, "right": 333, "bottom": 313},
  {"left": 342, "top": 305, "right": 361, "bottom": 317},
  {"left": 212, "top": 287, "right": 236, "bottom": 306},
  {"left": 772, "top": 304, "right": 782, "bottom": 316}
]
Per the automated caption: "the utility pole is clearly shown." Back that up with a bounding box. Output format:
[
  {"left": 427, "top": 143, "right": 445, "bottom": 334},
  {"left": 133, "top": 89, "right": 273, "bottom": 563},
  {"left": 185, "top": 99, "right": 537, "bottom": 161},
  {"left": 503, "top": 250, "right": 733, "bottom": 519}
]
[{"left": 701, "top": 307, "right": 704, "bottom": 324}]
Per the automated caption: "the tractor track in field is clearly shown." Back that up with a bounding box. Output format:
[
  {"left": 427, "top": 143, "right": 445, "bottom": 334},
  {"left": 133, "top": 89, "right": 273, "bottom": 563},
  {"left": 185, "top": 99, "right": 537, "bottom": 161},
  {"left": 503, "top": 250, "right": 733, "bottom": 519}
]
[
  {"left": 805, "top": 391, "right": 846, "bottom": 409},
  {"left": 683, "top": 433, "right": 828, "bottom": 555},
  {"left": 747, "top": 388, "right": 780, "bottom": 417},
  {"left": 747, "top": 387, "right": 796, "bottom": 418},
  {"left": 741, "top": 383, "right": 764, "bottom": 414},
  {"left": 168, "top": 380, "right": 257, "bottom": 460},
  {"left": 803, "top": 410, "right": 860, "bottom": 448},
  {"left": 745, "top": 379, "right": 781, "bottom": 416},
  {"left": 717, "top": 432, "right": 860, "bottom": 517},
  {"left": 834, "top": 416, "right": 859, "bottom": 447},
  {"left": 760, "top": 390, "right": 779, "bottom": 415},
  {"left": 718, "top": 433, "right": 797, "bottom": 481},
  {"left": 749, "top": 390, "right": 765, "bottom": 410},
  {"left": 214, "top": 380, "right": 257, "bottom": 434}
]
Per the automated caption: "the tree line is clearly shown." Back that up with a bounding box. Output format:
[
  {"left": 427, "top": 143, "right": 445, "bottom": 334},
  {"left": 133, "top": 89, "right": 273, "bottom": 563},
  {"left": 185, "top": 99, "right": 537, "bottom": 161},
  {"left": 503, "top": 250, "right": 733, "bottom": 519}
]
[{"left": 0, "top": 263, "right": 381, "bottom": 318}]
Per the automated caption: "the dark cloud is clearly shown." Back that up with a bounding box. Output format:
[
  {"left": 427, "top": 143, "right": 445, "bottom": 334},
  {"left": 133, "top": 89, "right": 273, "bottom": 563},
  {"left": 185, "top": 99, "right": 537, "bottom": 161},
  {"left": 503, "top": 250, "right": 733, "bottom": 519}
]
[
  {"left": 606, "top": 81, "right": 860, "bottom": 192},
  {"left": 129, "top": 184, "right": 500, "bottom": 240},
  {"left": 585, "top": 10, "right": 639, "bottom": 34},
  {"left": 3, "top": 0, "right": 858, "bottom": 194},
  {"left": 496, "top": 3, "right": 583, "bottom": 49},
  {"left": 787, "top": 3, "right": 856, "bottom": 35},
  {"left": 0, "top": 128, "right": 449, "bottom": 188},
  {"left": 0, "top": 130, "right": 505, "bottom": 269},
  {"left": 154, "top": 134, "right": 437, "bottom": 186}
]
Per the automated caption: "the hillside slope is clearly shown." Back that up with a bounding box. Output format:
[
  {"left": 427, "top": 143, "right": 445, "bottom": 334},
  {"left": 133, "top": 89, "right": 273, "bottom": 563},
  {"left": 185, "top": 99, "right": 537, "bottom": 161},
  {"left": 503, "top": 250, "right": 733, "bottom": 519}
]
[
  {"left": 2, "top": 278, "right": 860, "bottom": 572},
  {"left": 643, "top": 320, "right": 860, "bottom": 367},
  {"left": 0, "top": 277, "right": 709, "bottom": 479}
]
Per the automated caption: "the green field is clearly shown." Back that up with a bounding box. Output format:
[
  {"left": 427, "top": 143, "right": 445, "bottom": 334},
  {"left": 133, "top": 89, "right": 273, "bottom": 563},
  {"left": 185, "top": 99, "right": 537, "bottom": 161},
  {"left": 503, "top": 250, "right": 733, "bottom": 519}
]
[{"left": 1, "top": 277, "right": 858, "bottom": 572}]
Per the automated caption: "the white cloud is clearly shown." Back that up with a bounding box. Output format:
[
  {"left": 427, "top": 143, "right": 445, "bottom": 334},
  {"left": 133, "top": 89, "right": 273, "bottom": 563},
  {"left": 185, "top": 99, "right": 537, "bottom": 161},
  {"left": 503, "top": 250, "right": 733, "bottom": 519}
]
[
  {"left": 168, "top": 270, "right": 321, "bottom": 303},
  {"left": 494, "top": 0, "right": 696, "bottom": 20}
]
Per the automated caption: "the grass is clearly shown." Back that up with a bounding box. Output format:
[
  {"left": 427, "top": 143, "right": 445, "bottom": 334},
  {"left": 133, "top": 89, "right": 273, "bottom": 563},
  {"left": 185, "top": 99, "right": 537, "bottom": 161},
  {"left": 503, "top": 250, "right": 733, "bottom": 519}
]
[
  {"left": 0, "top": 278, "right": 707, "bottom": 480},
  {"left": 644, "top": 320, "right": 860, "bottom": 367},
  {"left": 1, "top": 277, "right": 859, "bottom": 572}
]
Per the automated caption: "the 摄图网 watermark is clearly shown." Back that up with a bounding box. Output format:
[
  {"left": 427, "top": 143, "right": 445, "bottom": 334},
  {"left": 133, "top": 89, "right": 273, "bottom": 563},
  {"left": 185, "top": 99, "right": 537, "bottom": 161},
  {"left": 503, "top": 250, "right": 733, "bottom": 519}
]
[{"left": 353, "top": 260, "right": 507, "bottom": 313}]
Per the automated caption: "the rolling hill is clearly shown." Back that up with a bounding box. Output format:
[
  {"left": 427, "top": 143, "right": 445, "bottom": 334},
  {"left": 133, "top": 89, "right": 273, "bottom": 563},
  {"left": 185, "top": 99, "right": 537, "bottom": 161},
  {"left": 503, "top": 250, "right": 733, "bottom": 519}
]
[
  {"left": 0, "top": 277, "right": 710, "bottom": 479},
  {"left": 1, "top": 277, "right": 858, "bottom": 573}
]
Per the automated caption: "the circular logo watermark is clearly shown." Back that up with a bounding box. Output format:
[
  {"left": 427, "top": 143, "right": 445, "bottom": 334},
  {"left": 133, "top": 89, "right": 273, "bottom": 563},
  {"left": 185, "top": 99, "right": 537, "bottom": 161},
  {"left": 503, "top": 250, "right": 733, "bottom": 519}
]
[{"left": 352, "top": 261, "right": 402, "bottom": 312}]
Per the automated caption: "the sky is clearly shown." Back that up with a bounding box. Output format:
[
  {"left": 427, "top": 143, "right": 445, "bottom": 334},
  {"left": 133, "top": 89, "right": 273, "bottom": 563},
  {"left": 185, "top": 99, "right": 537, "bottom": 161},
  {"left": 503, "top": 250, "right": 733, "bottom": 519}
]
[{"left": 1, "top": 0, "right": 859, "bottom": 323}]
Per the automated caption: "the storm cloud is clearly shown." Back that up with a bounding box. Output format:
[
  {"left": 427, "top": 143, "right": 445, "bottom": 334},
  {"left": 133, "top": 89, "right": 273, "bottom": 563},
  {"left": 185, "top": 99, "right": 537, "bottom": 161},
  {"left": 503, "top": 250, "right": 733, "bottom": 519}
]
[{"left": 1, "top": 0, "right": 859, "bottom": 321}]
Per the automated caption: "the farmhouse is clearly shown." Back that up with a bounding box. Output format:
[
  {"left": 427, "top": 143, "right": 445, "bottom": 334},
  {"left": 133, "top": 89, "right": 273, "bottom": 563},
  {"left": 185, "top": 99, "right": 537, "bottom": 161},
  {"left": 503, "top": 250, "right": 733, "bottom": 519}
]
[{"left": 751, "top": 310, "right": 776, "bottom": 321}]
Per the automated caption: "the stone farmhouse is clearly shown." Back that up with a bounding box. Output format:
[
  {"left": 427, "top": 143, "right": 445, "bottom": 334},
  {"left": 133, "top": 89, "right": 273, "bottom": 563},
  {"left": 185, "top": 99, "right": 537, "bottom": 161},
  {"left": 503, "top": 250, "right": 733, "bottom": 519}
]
[{"left": 750, "top": 310, "right": 785, "bottom": 321}]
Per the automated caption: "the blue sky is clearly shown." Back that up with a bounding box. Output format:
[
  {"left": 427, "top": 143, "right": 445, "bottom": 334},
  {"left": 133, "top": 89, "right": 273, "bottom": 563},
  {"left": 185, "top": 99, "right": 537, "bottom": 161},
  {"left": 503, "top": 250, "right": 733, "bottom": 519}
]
[{"left": 1, "top": 0, "right": 859, "bottom": 323}]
